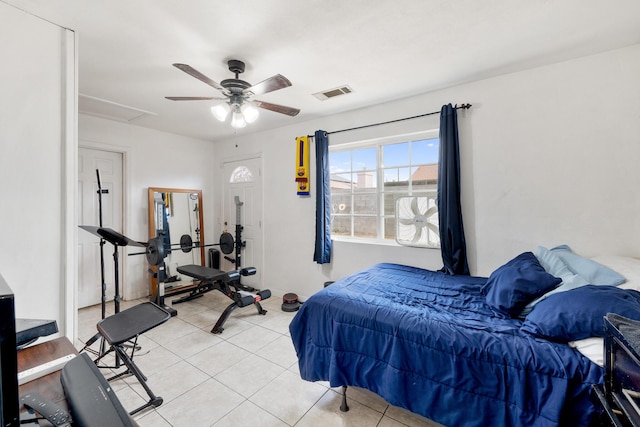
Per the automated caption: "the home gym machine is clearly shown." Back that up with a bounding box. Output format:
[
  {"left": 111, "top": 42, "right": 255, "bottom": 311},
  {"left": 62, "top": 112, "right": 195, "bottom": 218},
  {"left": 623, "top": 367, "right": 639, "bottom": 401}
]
[
  {"left": 176, "top": 264, "right": 270, "bottom": 334},
  {"left": 136, "top": 230, "right": 236, "bottom": 308},
  {"left": 136, "top": 235, "right": 270, "bottom": 334},
  {"left": 224, "top": 197, "right": 249, "bottom": 283},
  {"left": 129, "top": 195, "right": 270, "bottom": 333}
]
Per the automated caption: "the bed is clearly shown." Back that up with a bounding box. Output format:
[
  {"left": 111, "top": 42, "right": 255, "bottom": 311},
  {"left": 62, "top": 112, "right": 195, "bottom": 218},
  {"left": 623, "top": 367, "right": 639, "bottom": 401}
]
[{"left": 289, "top": 249, "right": 640, "bottom": 426}]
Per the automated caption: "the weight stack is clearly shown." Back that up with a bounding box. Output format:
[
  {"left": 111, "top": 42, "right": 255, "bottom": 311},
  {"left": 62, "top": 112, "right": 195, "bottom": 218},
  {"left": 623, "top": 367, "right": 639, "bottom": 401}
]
[{"left": 209, "top": 248, "right": 220, "bottom": 270}]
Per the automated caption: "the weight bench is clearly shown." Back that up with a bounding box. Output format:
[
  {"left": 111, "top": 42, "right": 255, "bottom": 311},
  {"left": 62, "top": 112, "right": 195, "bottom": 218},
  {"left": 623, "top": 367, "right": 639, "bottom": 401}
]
[
  {"left": 176, "top": 264, "right": 271, "bottom": 334},
  {"left": 93, "top": 302, "right": 171, "bottom": 415}
]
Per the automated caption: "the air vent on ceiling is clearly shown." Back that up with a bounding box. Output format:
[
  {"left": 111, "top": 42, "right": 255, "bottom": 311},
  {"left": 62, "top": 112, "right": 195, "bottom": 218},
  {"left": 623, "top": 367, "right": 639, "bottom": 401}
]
[{"left": 312, "top": 85, "right": 353, "bottom": 101}]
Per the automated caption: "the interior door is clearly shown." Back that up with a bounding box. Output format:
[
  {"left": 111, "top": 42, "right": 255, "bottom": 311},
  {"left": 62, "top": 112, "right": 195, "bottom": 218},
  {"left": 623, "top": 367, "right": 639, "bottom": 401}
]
[
  {"left": 222, "top": 157, "right": 263, "bottom": 289},
  {"left": 78, "top": 147, "right": 123, "bottom": 308}
]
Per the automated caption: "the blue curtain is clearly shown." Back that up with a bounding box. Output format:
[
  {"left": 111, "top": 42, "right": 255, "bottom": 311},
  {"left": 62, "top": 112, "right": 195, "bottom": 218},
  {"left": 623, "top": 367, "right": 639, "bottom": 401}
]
[
  {"left": 314, "top": 130, "right": 332, "bottom": 264},
  {"left": 438, "top": 104, "right": 469, "bottom": 275}
]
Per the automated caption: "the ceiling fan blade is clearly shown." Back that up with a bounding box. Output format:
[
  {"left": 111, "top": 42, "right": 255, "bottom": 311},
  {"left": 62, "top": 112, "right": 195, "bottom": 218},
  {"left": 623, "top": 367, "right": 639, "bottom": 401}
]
[
  {"left": 252, "top": 100, "right": 300, "bottom": 117},
  {"left": 172, "top": 63, "right": 229, "bottom": 94},
  {"left": 245, "top": 74, "right": 292, "bottom": 96},
  {"left": 165, "top": 96, "right": 222, "bottom": 101}
]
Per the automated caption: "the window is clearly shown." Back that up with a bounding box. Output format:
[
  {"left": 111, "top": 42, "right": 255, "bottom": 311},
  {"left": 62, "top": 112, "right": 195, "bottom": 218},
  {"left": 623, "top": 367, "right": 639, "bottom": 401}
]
[
  {"left": 229, "top": 165, "right": 253, "bottom": 183},
  {"left": 329, "top": 132, "right": 440, "bottom": 247}
]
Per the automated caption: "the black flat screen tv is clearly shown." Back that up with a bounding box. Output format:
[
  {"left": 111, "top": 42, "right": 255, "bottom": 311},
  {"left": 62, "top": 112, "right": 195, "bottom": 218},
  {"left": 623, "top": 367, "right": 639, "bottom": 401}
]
[{"left": 0, "top": 274, "right": 19, "bottom": 427}]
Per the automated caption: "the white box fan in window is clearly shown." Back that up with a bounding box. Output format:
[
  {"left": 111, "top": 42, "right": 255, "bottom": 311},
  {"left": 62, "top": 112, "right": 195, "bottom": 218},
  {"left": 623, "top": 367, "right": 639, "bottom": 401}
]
[{"left": 395, "top": 196, "right": 440, "bottom": 248}]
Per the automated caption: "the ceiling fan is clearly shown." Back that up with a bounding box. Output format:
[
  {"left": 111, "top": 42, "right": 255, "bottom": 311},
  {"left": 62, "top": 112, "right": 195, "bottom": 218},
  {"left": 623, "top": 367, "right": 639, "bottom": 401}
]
[{"left": 166, "top": 59, "right": 300, "bottom": 128}]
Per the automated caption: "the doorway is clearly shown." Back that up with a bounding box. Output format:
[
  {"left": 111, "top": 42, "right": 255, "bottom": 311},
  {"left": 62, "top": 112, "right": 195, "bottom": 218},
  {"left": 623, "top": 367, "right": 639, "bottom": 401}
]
[
  {"left": 222, "top": 157, "right": 263, "bottom": 289},
  {"left": 78, "top": 147, "right": 124, "bottom": 309}
]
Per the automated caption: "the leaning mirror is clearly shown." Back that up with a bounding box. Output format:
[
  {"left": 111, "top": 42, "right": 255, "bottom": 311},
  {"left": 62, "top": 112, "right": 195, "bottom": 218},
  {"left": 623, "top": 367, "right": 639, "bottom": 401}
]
[{"left": 147, "top": 187, "right": 204, "bottom": 297}]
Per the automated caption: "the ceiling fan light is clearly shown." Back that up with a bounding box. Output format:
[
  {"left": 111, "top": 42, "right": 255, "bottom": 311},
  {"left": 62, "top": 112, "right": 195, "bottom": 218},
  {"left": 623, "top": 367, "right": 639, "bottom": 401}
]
[
  {"left": 230, "top": 111, "right": 247, "bottom": 129},
  {"left": 211, "top": 103, "right": 230, "bottom": 121},
  {"left": 241, "top": 104, "right": 259, "bottom": 123}
]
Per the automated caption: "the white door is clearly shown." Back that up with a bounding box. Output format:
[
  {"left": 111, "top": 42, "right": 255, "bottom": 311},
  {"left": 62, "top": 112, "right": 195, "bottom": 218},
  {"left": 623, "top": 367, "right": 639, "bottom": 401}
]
[
  {"left": 78, "top": 148, "right": 123, "bottom": 309},
  {"left": 222, "top": 157, "right": 263, "bottom": 289}
]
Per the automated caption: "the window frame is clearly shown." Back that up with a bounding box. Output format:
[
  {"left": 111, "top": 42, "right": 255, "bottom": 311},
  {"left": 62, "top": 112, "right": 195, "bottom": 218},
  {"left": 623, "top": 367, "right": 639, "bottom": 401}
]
[{"left": 329, "top": 129, "right": 440, "bottom": 246}]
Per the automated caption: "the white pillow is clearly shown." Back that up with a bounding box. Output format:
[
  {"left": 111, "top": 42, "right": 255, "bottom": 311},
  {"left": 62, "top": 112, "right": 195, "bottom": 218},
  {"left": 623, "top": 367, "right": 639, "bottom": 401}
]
[{"left": 591, "top": 255, "right": 640, "bottom": 291}]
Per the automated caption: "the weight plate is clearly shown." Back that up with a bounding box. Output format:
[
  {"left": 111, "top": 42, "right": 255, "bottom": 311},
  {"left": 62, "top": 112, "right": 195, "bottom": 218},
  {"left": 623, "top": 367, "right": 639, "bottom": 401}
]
[
  {"left": 220, "top": 232, "right": 235, "bottom": 255},
  {"left": 180, "top": 234, "right": 193, "bottom": 253},
  {"left": 283, "top": 293, "right": 298, "bottom": 303},
  {"left": 282, "top": 301, "right": 301, "bottom": 312},
  {"left": 146, "top": 237, "right": 166, "bottom": 265}
]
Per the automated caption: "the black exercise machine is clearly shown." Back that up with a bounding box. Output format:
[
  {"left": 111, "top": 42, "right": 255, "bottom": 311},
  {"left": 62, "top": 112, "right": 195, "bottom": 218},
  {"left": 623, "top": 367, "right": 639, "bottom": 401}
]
[
  {"left": 126, "top": 224, "right": 271, "bottom": 334},
  {"left": 221, "top": 196, "right": 256, "bottom": 292},
  {"left": 175, "top": 264, "right": 271, "bottom": 334}
]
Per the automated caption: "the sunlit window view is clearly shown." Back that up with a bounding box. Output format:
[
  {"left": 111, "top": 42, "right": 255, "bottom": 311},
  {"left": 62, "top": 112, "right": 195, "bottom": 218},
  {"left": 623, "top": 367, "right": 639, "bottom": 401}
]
[
  {"left": 329, "top": 136, "right": 440, "bottom": 247},
  {"left": 229, "top": 166, "right": 253, "bottom": 183}
]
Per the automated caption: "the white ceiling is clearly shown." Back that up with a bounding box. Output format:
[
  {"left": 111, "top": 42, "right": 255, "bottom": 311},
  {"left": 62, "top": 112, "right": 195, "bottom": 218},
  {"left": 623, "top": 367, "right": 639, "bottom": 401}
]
[{"left": 5, "top": 0, "right": 640, "bottom": 141}]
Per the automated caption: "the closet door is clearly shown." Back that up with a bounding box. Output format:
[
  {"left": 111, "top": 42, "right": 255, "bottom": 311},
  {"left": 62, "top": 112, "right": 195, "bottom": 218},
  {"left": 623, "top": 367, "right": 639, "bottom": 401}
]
[{"left": 78, "top": 148, "right": 123, "bottom": 309}]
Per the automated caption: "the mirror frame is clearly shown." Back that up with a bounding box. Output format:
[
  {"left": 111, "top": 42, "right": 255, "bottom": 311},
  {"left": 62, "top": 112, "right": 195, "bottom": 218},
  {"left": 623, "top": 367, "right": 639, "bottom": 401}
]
[{"left": 147, "top": 187, "right": 205, "bottom": 265}]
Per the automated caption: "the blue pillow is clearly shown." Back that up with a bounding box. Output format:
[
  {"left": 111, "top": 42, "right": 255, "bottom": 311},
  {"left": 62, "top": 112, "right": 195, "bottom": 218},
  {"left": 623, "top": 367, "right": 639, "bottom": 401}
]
[
  {"left": 483, "top": 252, "right": 562, "bottom": 316},
  {"left": 518, "top": 247, "right": 590, "bottom": 317},
  {"left": 535, "top": 246, "right": 575, "bottom": 279},
  {"left": 550, "top": 244, "right": 626, "bottom": 286},
  {"left": 521, "top": 285, "right": 640, "bottom": 341}
]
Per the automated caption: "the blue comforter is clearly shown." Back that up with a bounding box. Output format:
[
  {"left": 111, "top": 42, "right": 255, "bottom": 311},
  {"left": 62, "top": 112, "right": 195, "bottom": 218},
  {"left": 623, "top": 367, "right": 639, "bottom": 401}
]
[{"left": 289, "top": 263, "right": 603, "bottom": 426}]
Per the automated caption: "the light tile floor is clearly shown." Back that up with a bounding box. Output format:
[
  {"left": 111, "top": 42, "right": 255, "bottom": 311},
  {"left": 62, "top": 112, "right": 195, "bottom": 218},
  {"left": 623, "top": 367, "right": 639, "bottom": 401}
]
[{"left": 77, "top": 290, "right": 442, "bottom": 427}]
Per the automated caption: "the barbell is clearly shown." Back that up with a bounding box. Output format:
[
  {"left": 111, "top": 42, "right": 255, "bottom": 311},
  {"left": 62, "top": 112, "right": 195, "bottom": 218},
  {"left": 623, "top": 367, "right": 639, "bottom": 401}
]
[{"left": 134, "top": 232, "right": 236, "bottom": 266}]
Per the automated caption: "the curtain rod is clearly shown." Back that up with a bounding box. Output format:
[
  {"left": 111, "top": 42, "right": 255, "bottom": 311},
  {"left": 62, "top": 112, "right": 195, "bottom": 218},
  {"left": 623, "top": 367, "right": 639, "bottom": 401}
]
[{"left": 306, "top": 103, "right": 471, "bottom": 138}]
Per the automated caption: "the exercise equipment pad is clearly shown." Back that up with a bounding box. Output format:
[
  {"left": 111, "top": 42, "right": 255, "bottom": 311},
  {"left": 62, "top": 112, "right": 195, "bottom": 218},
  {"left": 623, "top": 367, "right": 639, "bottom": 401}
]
[
  {"left": 97, "top": 302, "right": 171, "bottom": 345},
  {"left": 176, "top": 264, "right": 269, "bottom": 334},
  {"left": 176, "top": 264, "right": 239, "bottom": 282}
]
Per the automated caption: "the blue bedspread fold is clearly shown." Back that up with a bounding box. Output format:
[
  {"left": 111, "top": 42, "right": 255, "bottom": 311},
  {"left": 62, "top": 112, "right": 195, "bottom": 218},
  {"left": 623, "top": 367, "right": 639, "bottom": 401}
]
[{"left": 289, "top": 263, "right": 603, "bottom": 427}]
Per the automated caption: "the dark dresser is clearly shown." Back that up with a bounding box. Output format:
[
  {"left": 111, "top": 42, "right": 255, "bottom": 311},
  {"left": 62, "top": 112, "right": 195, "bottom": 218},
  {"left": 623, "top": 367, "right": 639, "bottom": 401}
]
[{"left": 593, "top": 314, "right": 640, "bottom": 426}]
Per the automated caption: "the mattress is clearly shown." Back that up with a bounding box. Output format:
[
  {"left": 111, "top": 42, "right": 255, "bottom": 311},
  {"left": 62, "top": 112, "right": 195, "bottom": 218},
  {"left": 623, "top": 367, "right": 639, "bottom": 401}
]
[{"left": 290, "top": 263, "right": 603, "bottom": 426}]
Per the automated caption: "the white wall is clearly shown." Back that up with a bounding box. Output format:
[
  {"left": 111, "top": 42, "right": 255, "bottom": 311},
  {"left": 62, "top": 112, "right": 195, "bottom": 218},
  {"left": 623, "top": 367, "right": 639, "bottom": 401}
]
[
  {"left": 79, "top": 115, "right": 215, "bottom": 300},
  {"left": 463, "top": 44, "right": 640, "bottom": 274},
  {"left": 8, "top": 4, "right": 636, "bottom": 341},
  {"left": 0, "top": 3, "right": 75, "bottom": 335},
  {"left": 213, "top": 44, "right": 640, "bottom": 300}
]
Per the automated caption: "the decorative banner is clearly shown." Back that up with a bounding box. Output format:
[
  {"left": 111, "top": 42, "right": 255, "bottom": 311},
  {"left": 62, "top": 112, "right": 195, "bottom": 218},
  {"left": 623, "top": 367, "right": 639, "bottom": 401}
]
[{"left": 295, "top": 136, "right": 310, "bottom": 196}]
